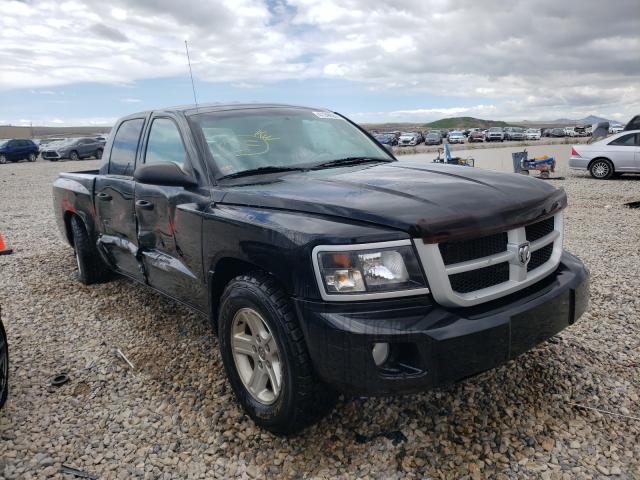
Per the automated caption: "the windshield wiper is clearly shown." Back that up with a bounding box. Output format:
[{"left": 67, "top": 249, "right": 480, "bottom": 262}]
[
  {"left": 221, "top": 165, "right": 306, "bottom": 180},
  {"left": 310, "top": 157, "right": 393, "bottom": 170}
]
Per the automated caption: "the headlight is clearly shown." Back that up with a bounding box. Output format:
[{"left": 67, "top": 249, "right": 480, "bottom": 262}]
[{"left": 312, "top": 241, "right": 429, "bottom": 300}]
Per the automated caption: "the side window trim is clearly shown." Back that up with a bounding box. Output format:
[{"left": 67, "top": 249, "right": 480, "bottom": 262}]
[{"left": 107, "top": 117, "right": 146, "bottom": 176}]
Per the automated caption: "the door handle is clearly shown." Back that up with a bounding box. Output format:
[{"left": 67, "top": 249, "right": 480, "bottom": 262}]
[
  {"left": 136, "top": 199, "right": 154, "bottom": 210},
  {"left": 96, "top": 192, "right": 112, "bottom": 201}
]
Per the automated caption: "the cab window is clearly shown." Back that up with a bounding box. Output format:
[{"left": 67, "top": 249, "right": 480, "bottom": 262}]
[
  {"left": 109, "top": 118, "right": 145, "bottom": 176},
  {"left": 144, "top": 118, "right": 187, "bottom": 168}
]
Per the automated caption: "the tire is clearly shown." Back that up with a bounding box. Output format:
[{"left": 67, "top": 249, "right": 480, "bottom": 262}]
[
  {"left": 0, "top": 319, "right": 8, "bottom": 409},
  {"left": 0, "top": 155, "right": 6, "bottom": 164},
  {"left": 218, "top": 273, "right": 337, "bottom": 435},
  {"left": 589, "top": 158, "right": 614, "bottom": 180},
  {"left": 69, "top": 150, "right": 79, "bottom": 161},
  {"left": 28, "top": 153, "right": 36, "bottom": 162},
  {"left": 70, "top": 216, "right": 111, "bottom": 284},
  {"left": 96, "top": 149, "right": 103, "bottom": 160}
]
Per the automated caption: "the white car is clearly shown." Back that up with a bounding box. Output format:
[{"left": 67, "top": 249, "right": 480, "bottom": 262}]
[
  {"left": 525, "top": 128, "right": 541, "bottom": 140},
  {"left": 564, "top": 127, "right": 577, "bottom": 137},
  {"left": 569, "top": 129, "right": 640, "bottom": 179},
  {"left": 447, "top": 131, "right": 465, "bottom": 144},
  {"left": 397, "top": 132, "right": 420, "bottom": 146}
]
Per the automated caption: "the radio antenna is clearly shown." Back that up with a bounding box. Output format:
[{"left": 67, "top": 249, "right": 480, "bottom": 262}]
[{"left": 184, "top": 40, "right": 199, "bottom": 109}]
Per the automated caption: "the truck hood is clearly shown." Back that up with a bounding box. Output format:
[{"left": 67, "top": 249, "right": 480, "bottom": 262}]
[{"left": 219, "top": 160, "right": 566, "bottom": 243}]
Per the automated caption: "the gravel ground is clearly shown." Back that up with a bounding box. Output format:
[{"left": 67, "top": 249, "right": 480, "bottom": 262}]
[{"left": 0, "top": 156, "right": 639, "bottom": 479}]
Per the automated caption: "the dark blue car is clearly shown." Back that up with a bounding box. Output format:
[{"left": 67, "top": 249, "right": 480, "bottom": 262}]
[{"left": 0, "top": 138, "right": 39, "bottom": 164}]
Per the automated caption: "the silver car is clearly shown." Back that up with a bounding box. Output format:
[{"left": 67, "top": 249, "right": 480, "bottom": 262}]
[{"left": 569, "top": 129, "right": 640, "bottom": 179}]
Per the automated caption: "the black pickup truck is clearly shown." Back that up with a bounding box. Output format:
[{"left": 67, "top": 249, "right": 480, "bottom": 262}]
[{"left": 53, "top": 104, "right": 589, "bottom": 434}]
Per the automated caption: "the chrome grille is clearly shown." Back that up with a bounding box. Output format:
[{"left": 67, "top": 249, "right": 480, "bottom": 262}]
[{"left": 414, "top": 212, "right": 564, "bottom": 308}]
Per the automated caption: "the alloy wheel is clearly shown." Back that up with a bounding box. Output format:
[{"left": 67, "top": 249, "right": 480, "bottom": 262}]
[
  {"left": 592, "top": 161, "right": 610, "bottom": 178},
  {"left": 231, "top": 307, "right": 283, "bottom": 405}
]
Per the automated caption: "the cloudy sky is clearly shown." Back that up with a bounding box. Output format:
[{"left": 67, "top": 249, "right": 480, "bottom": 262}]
[{"left": 1, "top": 0, "right": 638, "bottom": 126}]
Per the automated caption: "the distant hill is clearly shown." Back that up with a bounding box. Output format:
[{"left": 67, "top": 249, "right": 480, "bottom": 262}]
[
  {"left": 551, "top": 115, "right": 611, "bottom": 125},
  {"left": 0, "top": 125, "right": 111, "bottom": 140},
  {"left": 423, "top": 117, "right": 508, "bottom": 129}
]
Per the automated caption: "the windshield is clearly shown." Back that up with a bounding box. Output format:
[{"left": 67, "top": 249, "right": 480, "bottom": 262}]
[
  {"left": 0, "top": 139, "right": 8, "bottom": 148},
  {"left": 192, "top": 108, "right": 393, "bottom": 177},
  {"left": 489, "top": 127, "right": 502, "bottom": 132}
]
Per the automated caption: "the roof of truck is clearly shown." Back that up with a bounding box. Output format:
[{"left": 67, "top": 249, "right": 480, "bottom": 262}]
[{"left": 156, "top": 102, "right": 321, "bottom": 116}]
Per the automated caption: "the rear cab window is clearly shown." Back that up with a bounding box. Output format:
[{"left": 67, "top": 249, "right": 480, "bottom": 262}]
[{"left": 108, "top": 118, "right": 145, "bottom": 176}]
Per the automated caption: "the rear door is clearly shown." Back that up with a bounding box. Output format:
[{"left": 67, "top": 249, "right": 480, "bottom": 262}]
[
  {"left": 95, "top": 117, "right": 146, "bottom": 281},
  {"left": 78, "top": 139, "right": 92, "bottom": 157},
  {"left": 134, "top": 115, "right": 210, "bottom": 311},
  {"left": 607, "top": 133, "right": 638, "bottom": 171},
  {"left": 6, "top": 140, "right": 20, "bottom": 161}
]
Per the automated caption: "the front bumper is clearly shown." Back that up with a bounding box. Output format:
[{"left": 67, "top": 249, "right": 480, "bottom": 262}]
[{"left": 295, "top": 252, "right": 589, "bottom": 395}]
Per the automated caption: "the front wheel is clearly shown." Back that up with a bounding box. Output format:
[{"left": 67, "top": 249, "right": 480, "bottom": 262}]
[
  {"left": 95, "top": 149, "right": 103, "bottom": 159},
  {"left": 69, "top": 150, "right": 79, "bottom": 161},
  {"left": 218, "top": 273, "right": 337, "bottom": 435},
  {"left": 28, "top": 153, "right": 36, "bottom": 162},
  {"left": 0, "top": 155, "right": 6, "bottom": 164},
  {"left": 589, "top": 159, "right": 614, "bottom": 179}
]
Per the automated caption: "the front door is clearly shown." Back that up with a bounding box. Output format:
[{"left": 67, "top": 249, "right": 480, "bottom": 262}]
[
  {"left": 95, "top": 117, "right": 146, "bottom": 281},
  {"left": 134, "top": 116, "right": 208, "bottom": 311}
]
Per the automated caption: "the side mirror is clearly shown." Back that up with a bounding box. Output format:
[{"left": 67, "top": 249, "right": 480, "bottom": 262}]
[{"left": 134, "top": 162, "right": 197, "bottom": 188}]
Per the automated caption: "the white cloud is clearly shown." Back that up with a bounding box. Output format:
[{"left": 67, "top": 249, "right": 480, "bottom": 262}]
[{"left": 0, "top": 0, "right": 638, "bottom": 122}]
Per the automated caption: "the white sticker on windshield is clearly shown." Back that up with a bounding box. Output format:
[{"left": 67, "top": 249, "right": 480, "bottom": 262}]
[{"left": 313, "top": 111, "right": 342, "bottom": 119}]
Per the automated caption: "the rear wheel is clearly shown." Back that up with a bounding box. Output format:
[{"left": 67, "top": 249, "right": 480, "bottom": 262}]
[
  {"left": 589, "top": 159, "right": 614, "bottom": 179},
  {"left": 70, "top": 216, "right": 111, "bottom": 284},
  {"left": 218, "top": 273, "right": 337, "bottom": 435},
  {"left": 95, "top": 148, "right": 103, "bottom": 159},
  {"left": 0, "top": 319, "right": 8, "bottom": 409}
]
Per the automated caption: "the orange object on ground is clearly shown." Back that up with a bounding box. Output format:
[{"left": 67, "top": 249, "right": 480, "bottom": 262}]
[{"left": 0, "top": 232, "right": 13, "bottom": 255}]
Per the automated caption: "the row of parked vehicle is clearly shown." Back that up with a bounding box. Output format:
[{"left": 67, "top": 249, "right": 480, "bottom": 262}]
[
  {"left": 373, "top": 127, "right": 547, "bottom": 146},
  {"left": 0, "top": 135, "right": 107, "bottom": 164}
]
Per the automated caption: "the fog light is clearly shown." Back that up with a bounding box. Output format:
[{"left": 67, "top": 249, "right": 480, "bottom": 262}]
[{"left": 372, "top": 342, "right": 390, "bottom": 367}]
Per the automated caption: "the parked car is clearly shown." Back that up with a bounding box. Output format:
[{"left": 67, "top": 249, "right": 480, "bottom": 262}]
[
  {"left": 525, "top": 129, "right": 541, "bottom": 140},
  {"left": 504, "top": 127, "right": 525, "bottom": 141},
  {"left": 0, "top": 138, "right": 39, "bottom": 164},
  {"left": 397, "top": 132, "right": 421, "bottom": 146},
  {"left": 485, "top": 127, "right": 504, "bottom": 142},
  {"left": 373, "top": 133, "right": 398, "bottom": 146},
  {"left": 447, "top": 131, "right": 465, "bottom": 144},
  {"left": 468, "top": 130, "right": 485, "bottom": 142},
  {"left": 0, "top": 316, "right": 7, "bottom": 409},
  {"left": 549, "top": 128, "right": 566, "bottom": 138},
  {"left": 564, "top": 127, "right": 578, "bottom": 137},
  {"left": 570, "top": 129, "right": 640, "bottom": 179},
  {"left": 38, "top": 138, "right": 65, "bottom": 149},
  {"left": 424, "top": 132, "right": 442, "bottom": 145},
  {"left": 41, "top": 137, "right": 105, "bottom": 161},
  {"left": 609, "top": 125, "right": 624, "bottom": 134},
  {"left": 53, "top": 103, "right": 589, "bottom": 434}
]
